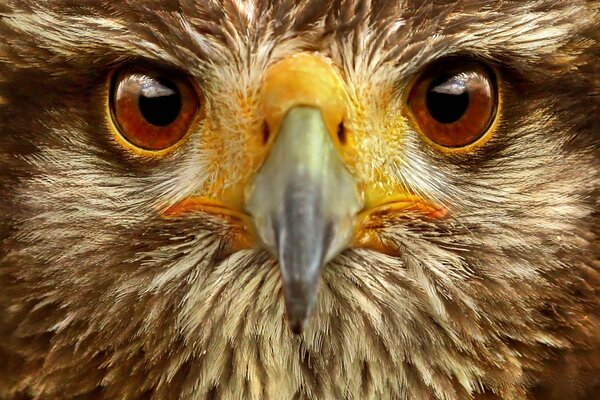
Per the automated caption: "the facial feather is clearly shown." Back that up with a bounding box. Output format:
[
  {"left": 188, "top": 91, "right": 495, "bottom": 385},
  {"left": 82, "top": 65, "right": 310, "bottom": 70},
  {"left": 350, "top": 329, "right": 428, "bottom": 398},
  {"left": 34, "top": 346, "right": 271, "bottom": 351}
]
[{"left": 0, "top": 1, "right": 598, "bottom": 399}]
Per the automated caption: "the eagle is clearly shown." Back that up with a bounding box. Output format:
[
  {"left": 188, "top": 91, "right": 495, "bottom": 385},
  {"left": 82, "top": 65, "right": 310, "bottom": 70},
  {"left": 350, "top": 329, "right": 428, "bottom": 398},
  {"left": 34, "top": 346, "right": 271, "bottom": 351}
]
[{"left": 0, "top": 0, "right": 599, "bottom": 399}]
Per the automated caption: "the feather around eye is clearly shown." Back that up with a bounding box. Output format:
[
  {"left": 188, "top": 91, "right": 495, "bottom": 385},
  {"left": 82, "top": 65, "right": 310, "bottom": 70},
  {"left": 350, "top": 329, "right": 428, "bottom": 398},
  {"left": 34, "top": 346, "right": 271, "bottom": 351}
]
[
  {"left": 110, "top": 66, "right": 200, "bottom": 153},
  {"left": 407, "top": 61, "right": 499, "bottom": 150}
]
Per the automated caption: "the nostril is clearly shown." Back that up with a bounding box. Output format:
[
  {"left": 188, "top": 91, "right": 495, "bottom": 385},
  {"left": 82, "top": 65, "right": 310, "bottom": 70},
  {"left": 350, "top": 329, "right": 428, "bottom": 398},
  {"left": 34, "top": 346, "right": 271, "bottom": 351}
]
[
  {"left": 262, "top": 121, "right": 271, "bottom": 144},
  {"left": 337, "top": 122, "right": 346, "bottom": 145}
]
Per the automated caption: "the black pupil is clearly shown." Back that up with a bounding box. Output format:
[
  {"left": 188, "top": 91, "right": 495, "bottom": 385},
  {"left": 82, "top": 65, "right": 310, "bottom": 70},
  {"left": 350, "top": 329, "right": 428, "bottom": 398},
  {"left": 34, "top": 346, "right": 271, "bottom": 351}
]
[
  {"left": 426, "top": 75, "right": 469, "bottom": 124},
  {"left": 138, "top": 79, "right": 182, "bottom": 127}
]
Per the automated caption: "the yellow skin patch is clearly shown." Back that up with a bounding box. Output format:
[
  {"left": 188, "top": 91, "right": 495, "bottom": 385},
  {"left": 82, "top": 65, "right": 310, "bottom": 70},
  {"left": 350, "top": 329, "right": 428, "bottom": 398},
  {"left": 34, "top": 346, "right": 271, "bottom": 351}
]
[
  {"left": 162, "top": 197, "right": 255, "bottom": 253},
  {"left": 261, "top": 53, "right": 354, "bottom": 163}
]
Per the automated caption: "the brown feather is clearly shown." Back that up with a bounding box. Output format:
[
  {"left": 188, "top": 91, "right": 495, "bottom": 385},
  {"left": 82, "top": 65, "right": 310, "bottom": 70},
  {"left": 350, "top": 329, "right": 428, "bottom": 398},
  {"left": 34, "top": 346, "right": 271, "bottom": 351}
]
[{"left": 0, "top": 0, "right": 598, "bottom": 399}]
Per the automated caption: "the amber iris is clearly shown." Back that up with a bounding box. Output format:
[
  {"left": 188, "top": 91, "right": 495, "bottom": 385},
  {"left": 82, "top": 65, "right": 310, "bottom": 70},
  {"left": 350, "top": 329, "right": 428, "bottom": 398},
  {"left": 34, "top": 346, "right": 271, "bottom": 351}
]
[
  {"left": 111, "top": 67, "right": 199, "bottom": 151},
  {"left": 408, "top": 63, "right": 497, "bottom": 148}
]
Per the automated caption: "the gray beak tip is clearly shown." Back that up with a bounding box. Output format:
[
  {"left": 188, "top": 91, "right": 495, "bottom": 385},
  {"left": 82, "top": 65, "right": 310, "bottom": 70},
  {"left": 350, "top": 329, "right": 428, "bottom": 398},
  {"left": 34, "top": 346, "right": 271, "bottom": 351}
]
[
  {"left": 283, "top": 284, "right": 318, "bottom": 335},
  {"left": 288, "top": 315, "right": 306, "bottom": 335},
  {"left": 279, "top": 272, "right": 321, "bottom": 335}
]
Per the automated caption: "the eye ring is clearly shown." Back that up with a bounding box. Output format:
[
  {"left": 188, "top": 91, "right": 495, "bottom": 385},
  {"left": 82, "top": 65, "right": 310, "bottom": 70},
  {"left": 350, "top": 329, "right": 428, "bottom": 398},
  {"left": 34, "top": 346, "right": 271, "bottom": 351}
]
[
  {"left": 108, "top": 65, "right": 201, "bottom": 156},
  {"left": 407, "top": 60, "right": 500, "bottom": 151}
]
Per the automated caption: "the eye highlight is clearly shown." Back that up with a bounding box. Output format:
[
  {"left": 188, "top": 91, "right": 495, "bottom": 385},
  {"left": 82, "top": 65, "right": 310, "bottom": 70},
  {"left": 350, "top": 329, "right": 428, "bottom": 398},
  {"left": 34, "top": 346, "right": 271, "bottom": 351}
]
[
  {"left": 408, "top": 62, "right": 498, "bottom": 149},
  {"left": 110, "top": 67, "right": 199, "bottom": 152}
]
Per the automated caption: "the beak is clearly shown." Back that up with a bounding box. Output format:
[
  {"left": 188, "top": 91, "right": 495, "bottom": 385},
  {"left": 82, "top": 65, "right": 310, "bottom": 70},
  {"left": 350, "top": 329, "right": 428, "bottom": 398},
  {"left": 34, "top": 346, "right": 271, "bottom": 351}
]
[
  {"left": 246, "top": 106, "right": 361, "bottom": 333},
  {"left": 246, "top": 53, "right": 362, "bottom": 333}
]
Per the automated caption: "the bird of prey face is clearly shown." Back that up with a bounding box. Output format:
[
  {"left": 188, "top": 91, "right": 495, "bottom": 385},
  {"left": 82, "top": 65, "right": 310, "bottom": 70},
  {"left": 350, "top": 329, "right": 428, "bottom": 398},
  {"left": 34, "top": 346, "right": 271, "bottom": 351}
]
[{"left": 0, "top": 1, "right": 598, "bottom": 399}]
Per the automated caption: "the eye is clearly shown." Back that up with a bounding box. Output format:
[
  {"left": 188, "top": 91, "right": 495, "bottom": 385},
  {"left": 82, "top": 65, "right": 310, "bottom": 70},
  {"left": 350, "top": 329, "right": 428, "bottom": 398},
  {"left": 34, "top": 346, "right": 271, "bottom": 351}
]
[
  {"left": 110, "top": 67, "right": 199, "bottom": 152},
  {"left": 408, "top": 62, "right": 498, "bottom": 149}
]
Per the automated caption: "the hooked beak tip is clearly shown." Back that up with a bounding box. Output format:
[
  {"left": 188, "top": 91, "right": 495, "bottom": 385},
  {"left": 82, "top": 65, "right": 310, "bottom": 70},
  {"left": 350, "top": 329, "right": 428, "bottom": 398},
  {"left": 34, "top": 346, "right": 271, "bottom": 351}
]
[
  {"left": 283, "top": 285, "right": 319, "bottom": 335},
  {"left": 289, "top": 321, "right": 304, "bottom": 336},
  {"left": 288, "top": 316, "right": 306, "bottom": 335}
]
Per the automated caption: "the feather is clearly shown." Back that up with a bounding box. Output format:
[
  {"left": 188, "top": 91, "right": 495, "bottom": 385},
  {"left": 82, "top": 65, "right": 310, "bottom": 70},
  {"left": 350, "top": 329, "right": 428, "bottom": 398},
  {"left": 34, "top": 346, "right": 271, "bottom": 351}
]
[{"left": 0, "top": 0, "right": 598, "bottom": 399}]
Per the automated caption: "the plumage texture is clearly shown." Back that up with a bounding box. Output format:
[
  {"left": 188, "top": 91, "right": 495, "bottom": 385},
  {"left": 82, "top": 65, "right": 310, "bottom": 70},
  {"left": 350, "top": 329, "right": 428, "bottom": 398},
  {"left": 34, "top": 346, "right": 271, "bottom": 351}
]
[{"left": 0, "top": 0, "right": 599, "bottom": 399}]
